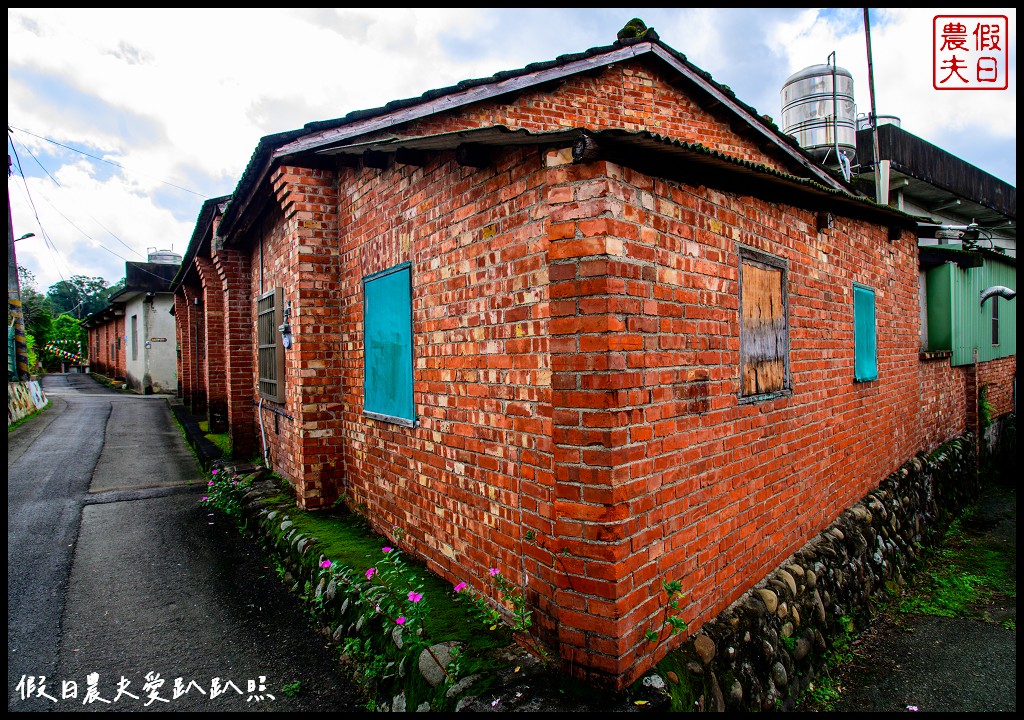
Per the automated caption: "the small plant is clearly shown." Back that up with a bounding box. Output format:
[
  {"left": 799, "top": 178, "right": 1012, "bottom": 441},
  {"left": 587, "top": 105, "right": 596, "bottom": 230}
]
[
  {"left": 201, "top": 468, "right": 254, "bottom": 520},
  {"left": 645, "top": 579, "right": 688, "bottom": 643},
  {"left": 281, "top": 681, "right": 301, "bottom": 697},
  {"left": 454, "top": 566, "right": 532, "bottom": 632}
]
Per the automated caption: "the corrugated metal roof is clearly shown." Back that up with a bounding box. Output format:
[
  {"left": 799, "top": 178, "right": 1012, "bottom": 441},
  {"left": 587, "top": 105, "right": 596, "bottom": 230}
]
[{"left": 317, "top": 125, "right": 915, "bottom": 228}]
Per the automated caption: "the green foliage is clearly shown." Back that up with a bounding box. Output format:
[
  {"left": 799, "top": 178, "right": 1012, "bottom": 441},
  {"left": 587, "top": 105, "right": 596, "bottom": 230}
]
[
  {"left": 281, "top": 681, "right": 301, "bottom": 697},
  {"left": 201, "top": 469, "right": 254, "bottom": 519},
  {"left": 645, "top": 578, "right": 688, "bottom": 644},
  {"left": 42, "top": 314, "right": 86, "bottom": 366},
  {"left": 46, "top": 274, "right": 113, "bottom": 318},
  {"left": 897, "top": 505, "right": 1015, "bottom": 619},
  {"left": 455, "top": 567, "right": 532, "bottom": 632}
]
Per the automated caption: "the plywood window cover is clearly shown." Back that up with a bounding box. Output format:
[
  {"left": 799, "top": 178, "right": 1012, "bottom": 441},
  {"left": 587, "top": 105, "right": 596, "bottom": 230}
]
[{"left": 738, "top": 245, "right": 791, "bottom": 402}]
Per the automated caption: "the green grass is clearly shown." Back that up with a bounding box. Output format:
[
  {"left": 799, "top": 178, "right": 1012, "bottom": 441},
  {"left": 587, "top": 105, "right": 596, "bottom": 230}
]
[{"left": 897, "top": 499, "right": 1016, "bottom": 620}]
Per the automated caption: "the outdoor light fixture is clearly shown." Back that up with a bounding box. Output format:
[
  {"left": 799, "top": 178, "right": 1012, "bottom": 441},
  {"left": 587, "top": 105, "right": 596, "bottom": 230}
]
[{"left": 279, "top": 301, "right": 293, "bottom": 349}]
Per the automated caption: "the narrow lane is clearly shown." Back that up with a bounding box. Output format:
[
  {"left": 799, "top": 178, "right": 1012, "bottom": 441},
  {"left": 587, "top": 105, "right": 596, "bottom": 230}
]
[{"left": 8, "top": 374, "right": 365, "bottom": 712}]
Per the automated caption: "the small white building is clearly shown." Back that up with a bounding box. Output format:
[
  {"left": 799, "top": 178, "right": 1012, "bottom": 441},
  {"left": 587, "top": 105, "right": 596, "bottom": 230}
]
[{"left": 109, "top": 251, "right": 180, "bottom": 394}]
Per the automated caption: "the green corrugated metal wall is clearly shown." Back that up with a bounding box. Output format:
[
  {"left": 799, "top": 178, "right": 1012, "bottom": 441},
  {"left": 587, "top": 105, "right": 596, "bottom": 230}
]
[{"left": 926, "top": 255, "right": 1016, "bottom": 366}]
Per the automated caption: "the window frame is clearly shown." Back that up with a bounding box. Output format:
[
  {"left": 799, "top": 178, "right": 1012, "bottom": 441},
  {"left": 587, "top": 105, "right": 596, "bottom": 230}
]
[
  {"left": 991, "top": 296, "right": 999, "bottom": 346},
  {"left": 737, "top": 245, "right": 791, "bottom": 403},
  {"left": 362, "top": 262, "right": 416, "bottom": 427},
  {"left": 257, "top": 287, "right": 286, "bottom": 403},
  {"left": 852, "top": 282, "right": 878, "bottom": 382}
]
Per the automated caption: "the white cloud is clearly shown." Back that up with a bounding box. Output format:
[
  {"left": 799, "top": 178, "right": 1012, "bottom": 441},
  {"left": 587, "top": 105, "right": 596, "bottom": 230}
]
[{"left": 8, "top": 8, "right": 1015, "bottom": 293}]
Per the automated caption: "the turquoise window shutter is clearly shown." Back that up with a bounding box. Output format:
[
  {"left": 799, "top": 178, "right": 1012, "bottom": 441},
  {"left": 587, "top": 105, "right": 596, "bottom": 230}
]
[
  {"left": 363, "top": 263, "right": 415, "bottom": 424},
  {"left": 853, "top": 283, "right": 877, "bottom": 382}
]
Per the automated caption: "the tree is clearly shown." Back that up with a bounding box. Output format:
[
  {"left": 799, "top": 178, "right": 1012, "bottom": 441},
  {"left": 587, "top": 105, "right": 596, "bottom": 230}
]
[
  {"left": 46, "top": 275, "right": 112, "bottom": 318},
  {"left": 18, "top": 266, "right": 53, "bottom": 342},
  {"left": 42, "top": 314, "right": 87, "bottom": 368}
]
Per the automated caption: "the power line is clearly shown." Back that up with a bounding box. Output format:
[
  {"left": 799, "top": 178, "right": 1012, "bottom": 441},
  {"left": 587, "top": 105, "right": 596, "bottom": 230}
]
[{"left": 8, "top": 124, "right": 207, "bottom": 198}]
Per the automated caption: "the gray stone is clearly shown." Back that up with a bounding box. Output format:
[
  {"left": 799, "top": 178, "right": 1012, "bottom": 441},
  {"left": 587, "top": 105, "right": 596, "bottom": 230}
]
[
  {"left": 777, "top": 601, "right": 788, "bottom": 619},
  {"left": 805, "top": 569, "right": 817, "bottom": 588},
  {"left": 772, "top": 661, "right": 788, "bottom": 687},
  {"left": 416, "top": 702, "right": 431, "bottom": 711},
  {"left": 791, "top": 606, "right": 801, "bottom": 627},
  {"left": 756, "top": 588, "right": 778, "bottom": 613},
  {"left": 786, "top": 563, "right": 805, "bottom": 578},
  {"left": 729, "top": 678, "right": 743, "bottom": 707},
  {"left": 419, "top": 642, "right": 460, "bottom": 687},
  {"left": 710, "top": 671, "right": 725, "bottom": 712},
  {"left": 392, "top": 625, "right": 404, "bottom": 650},
  {"left": 813, "top": 590, "right": 826, "bottom": 623},
  {"left": 280, "top": 519, "right": 293, "bottom": 531},
  {"left": 778, "top": 569, "right": 797, "bottom": 597},
  {"left": 642, "top": 674, "right": 666, "bottom": 690},
  {"left": 392, "top": 692, "right": 406, "bottom": 712},
  {"left": 793, "top": 635, "right": 812, "bottom": 661},
  {"left": 694, "top": 633, "right": 716, "bottom": 665},
  {"left": 780, "top": 621, "right": 794, "bottom": 638},
  {"left": 446, "top": 673, "right": 482, "bottom": 699}
]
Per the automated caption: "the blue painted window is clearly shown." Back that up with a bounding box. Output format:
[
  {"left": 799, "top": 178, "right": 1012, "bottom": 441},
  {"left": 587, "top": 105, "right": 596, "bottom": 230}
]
[
  {"left": 363, "top": 263, "right": 415, "bottom": 425},
  {"left": 853, "top": 283, "right": 877, "bottom": 382}
]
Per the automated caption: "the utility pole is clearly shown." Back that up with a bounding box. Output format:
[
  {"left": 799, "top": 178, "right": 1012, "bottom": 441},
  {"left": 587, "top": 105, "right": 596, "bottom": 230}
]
[{"left": 8, "top": 154, "right": 30, "bottom": 381}]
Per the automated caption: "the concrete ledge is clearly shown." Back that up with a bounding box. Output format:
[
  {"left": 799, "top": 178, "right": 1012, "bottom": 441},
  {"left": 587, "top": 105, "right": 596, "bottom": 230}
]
[{"left": 169, "top": 401, "right": 223, "bottom": 470}]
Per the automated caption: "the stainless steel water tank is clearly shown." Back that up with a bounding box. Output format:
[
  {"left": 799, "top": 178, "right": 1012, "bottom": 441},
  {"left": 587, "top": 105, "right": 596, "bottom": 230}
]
[
  {"left": 148, "top": 249, "right": 182, "bottom": 264},
  {"left": 781, "top": 63, "right": 857, "bottom": 163}
]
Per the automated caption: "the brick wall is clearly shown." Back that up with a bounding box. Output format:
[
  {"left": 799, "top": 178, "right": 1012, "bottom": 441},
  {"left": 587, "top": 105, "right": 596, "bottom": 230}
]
[
  {"left": 977, "top": 355, "right": 1016, "bottom": 419},
  {"left": 917, "top": 355, "right": 967, "bottom": 450},
  {"left": 241, "top": 166, "right": 342, "bottom": 504},
  {"left": 197, "top": 256, "right": 228, "bottom": 432},
  {"left": 542, "top": 155, "right": 925, "bottom": 683},
  {"left": 212, "top": 243, "right": 258, "bottom": 460},
  {"left": 207, "top": 56, "right": 1012, "bottom": 688}
]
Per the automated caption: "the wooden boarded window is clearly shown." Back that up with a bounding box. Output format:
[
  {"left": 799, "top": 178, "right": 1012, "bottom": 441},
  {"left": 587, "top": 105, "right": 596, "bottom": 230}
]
[
  {"left": 739, "top": 247, "right": 790, "bottom": 398},
  {"left": 257, "top": 287, "right": 286, "bottom": 402},
  {"left": 853, "top": 283, "right": 878, "bottom": 382},
  {"left": 363, "top": 263, "right": 415, "bottom": 426}
]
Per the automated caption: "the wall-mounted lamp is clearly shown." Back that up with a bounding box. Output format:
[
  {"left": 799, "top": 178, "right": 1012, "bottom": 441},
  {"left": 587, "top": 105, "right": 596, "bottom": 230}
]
[
  {"left": 980, "top": 286, "right": 1016, "bottom": 306},
  {"left": 816, "top": 212, "right": 834, "bottom": 232}
]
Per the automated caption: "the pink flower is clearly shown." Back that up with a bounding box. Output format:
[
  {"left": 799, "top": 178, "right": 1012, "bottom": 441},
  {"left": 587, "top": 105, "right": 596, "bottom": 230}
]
[
  {"left": 382, "top": 546, "right": 393, "bottom": 553},
  {"left": 453, "top": 582, "right": 468, "bottom": 593},
  {"left": 489, "top": 567, "right": 500, "bottom": 576},
  {"left": 211, "top": 469, "right": 218, "bottom": 475},
  {"left": 396, "top": 616, "right": 406, "bottom": 625},
  {"left": 366, "top": 568, "right": 377, "bottom": 580},
  {"left": 232, "top": 480, "right": 238, "bottom": 485},
  {"left": 320, "top": 560, "right": 332, "bottom": 569},
  {"left": 201, "top": 496, "right": 208, "bottom": 502},
  {"left": 408, "top": 591, "right": 423, "bottom": 603},
  {"left": 208, "top": 481, "right": 214, "bottom": 486}
]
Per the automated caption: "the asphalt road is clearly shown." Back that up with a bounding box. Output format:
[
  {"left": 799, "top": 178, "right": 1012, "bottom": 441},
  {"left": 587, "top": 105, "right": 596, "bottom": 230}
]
[{"left": 8, "top": 374, "right": 366, "bottom": 712}]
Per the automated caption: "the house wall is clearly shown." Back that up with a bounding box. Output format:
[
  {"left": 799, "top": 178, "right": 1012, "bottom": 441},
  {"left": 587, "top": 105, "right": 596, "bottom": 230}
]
[
  {"left": 364, "top": 61, "right": 792, "bottom": 175},
  {"left": 542, "top": 156, "right": 925, "bottom": 681},
  {"left": 87, "top": 315, "right": 125, "bottom": 378},
  {"left": 209, "top": 56, "right": 1014, "bottom": 688},
  {"left": 124, "top": 295, "right": 177, "bottom": 394}
]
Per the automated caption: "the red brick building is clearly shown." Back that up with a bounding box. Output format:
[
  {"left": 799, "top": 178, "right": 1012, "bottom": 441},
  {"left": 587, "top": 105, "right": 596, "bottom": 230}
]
[{"left": 173, "top": 28, "right": 1014, "bottom": 688}]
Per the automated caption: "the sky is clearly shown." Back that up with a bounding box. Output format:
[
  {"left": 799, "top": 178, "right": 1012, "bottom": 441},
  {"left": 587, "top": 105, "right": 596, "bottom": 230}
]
[{"left": 8, "top": 8, "right": 1017, "bottom": 294}]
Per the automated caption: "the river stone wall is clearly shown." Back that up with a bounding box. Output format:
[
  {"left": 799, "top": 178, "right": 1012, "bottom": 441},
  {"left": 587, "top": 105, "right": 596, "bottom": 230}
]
[{"left": 669, "top": 434, "right": 980, "bottom": 711}]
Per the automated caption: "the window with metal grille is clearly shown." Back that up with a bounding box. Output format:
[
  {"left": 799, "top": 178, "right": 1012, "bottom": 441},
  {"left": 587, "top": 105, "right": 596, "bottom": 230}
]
[
  {"left": 363, "top": 263, "right": 415, "bottom": 426},
  {"left": 739, "top": 246, "right": 790, "bottom": 399},
  {"left": 257, "top": 287, "right": 286, "bottom": 402},
  {"left": 131, "top": 315, "right": 138, "bottom": 361},
  {"left": 991, "top": 297, "right": 999, "bottom": 346},
  {"left": 853, "top": 283, "right": 877, "bottom": 382}
]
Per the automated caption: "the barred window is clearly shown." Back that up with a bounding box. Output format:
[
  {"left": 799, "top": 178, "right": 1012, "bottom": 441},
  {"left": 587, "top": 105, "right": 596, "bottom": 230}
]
[{"left": 257, "top": 287, "right": 286, "bottom": 402}]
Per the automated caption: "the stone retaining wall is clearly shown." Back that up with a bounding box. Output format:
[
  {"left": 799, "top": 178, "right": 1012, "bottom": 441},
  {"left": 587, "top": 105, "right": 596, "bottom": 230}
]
[{"left": 669, "top": 433, "right": 980, "bottom": 711}]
